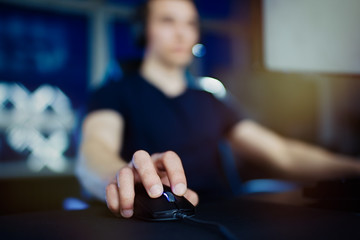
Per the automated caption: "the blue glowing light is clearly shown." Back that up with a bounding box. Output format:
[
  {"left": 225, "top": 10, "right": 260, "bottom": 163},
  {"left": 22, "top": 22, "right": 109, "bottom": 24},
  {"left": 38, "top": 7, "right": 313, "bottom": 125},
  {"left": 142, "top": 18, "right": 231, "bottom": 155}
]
[
  {"left": 63, "top": 197, "right": 89, "bottom": 211},
  {"left": 192, "top": 43, "right": 206, "bottom": 58}
]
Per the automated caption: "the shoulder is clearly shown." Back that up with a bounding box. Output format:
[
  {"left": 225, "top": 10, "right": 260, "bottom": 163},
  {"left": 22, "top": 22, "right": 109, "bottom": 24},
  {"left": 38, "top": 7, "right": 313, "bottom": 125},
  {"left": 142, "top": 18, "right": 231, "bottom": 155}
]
[
  {"left": 91, "top": 73, "right": 140, "bottom": 98},
  {"left": 189, "top": 75, "right": 246, "bottom": 126},
  {"left": 87, "top": 73, "right": 141, "bottom": 114},
  {"left": 96, "top": 72, "right": 138, "bottom": 90}
]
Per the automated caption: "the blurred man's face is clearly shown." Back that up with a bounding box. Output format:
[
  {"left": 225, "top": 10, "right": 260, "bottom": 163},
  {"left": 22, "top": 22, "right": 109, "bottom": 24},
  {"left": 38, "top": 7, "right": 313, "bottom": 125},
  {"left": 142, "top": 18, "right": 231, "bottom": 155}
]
[{"left": 146, "top": 0, "right": 199, "bottom": 68}]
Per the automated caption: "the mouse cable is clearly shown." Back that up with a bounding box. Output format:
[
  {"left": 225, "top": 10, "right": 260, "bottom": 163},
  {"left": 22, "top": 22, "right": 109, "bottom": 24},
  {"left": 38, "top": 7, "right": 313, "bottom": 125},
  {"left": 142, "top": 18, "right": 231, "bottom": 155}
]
[{"left": 174, "top": 213, "right": 238, "bottom": 240}]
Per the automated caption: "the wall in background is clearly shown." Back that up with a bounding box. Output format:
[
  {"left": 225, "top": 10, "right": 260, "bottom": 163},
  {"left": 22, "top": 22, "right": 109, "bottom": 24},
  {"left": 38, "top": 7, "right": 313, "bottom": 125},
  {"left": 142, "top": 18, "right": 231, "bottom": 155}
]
[
  {"left": 250, "top": 0, "right": 360, "bottom": 155},
  {"left": 0, "top": 0, "right": 359, "bottom": 179}
]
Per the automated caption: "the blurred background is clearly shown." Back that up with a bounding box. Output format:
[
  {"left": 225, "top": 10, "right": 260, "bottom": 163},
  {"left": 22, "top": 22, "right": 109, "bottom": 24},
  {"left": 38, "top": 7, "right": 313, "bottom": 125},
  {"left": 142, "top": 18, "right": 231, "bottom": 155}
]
[{"left": 1, "top": 0, "right": 360, "bottom": 214}]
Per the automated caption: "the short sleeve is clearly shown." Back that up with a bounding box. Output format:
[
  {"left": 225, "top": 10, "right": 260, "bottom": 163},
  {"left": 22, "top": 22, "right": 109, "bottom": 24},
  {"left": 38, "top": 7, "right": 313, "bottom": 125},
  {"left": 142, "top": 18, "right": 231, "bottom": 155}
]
[{"left": 214, "top": 94, "right": 245, "bottom": 134}]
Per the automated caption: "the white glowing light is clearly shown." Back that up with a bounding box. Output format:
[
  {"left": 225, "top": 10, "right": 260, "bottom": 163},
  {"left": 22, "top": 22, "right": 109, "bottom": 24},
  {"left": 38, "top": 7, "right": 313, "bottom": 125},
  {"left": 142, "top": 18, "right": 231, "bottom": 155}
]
[
  {"left": 192, "top": 43, "right": 206, "bottom": 58},
  {"left": 198, "top": 77, "right": 227, "bottom": 99},
  {"left": 0, "top": 82, "right": 75, "bottom": 172},
  {"left": 6, "top": 127, "right": 38, "bottom": 152},
  {"left": 32, "top": 85, "right": 56, "bottom": 112},
  {"left": 0, "top": 83, "right": 7, "bottom": 107},
  {"left": 52, "top": 88, "right": 73, "bottom": 115},
  {"left": 9, "top": 84, "right": 30, "bottom": 110}
]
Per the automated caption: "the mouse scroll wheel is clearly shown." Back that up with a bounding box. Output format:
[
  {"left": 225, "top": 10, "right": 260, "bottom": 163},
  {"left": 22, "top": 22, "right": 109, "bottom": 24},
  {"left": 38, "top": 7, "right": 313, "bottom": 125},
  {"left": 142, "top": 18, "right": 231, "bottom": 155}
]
[{"left": 163, "top": 191, "right": 176, "bottom": 202}]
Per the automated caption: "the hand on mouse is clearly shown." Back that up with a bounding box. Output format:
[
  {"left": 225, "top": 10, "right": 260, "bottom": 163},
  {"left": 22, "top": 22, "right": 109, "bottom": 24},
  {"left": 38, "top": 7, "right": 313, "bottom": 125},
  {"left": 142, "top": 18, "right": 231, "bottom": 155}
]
[{"left": 105, "top": 150, "right": 199, "bottom": 218}]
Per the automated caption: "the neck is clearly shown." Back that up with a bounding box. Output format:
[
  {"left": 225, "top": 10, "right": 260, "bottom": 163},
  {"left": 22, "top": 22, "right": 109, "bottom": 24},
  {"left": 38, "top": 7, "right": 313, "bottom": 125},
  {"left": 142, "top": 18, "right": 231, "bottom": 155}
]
[{"left": 140, "top": 56, "right": 187, "bottom": 97}]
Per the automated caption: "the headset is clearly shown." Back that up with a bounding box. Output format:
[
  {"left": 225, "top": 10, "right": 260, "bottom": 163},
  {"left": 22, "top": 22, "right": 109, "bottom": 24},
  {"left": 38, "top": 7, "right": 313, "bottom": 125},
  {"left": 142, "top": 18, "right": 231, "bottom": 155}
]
[{"left": 132, "top": 1, "right": 148, "bottom": 49}]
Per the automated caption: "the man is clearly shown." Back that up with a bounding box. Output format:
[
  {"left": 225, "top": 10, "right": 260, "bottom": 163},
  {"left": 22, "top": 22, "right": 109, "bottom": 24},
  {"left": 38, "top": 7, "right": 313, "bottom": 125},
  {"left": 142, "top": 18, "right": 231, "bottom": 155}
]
[{"left": 76, "top": 0, "right": 360, "bottom": 219}]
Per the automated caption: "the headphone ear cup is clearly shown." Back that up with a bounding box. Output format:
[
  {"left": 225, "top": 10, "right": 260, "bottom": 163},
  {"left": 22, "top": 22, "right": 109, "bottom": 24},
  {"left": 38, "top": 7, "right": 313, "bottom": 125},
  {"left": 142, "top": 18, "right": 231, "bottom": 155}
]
[
  {"left": 134, "top": 21, "right": 146, "bottom": 48},
  {"left": 132, "top": 3, "right": 147, "bottom": 49}
]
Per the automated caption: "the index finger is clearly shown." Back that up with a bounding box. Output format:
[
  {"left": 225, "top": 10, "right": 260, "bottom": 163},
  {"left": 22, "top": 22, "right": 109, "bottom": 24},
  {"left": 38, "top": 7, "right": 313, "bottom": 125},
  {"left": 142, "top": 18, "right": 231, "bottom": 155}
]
[{"left": 132, "top": 150, "right": 163, "bottom": 198}]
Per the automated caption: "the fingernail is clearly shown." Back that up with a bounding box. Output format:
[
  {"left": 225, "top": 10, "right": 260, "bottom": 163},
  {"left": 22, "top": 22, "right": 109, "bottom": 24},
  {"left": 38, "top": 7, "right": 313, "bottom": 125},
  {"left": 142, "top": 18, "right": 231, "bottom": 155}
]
[
  {"left": 149, "top": 184, "right": 163, "bottom": 197},
  {"left": 121, "top": 209, "right": 133, "bottom": 218},
  {"left": 174, "top": 183, "right": 186, "bottom": 195}
]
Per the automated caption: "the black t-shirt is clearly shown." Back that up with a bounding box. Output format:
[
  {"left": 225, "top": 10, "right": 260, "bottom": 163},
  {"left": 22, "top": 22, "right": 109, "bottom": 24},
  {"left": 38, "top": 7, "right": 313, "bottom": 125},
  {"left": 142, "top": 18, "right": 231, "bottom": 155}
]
[{"left": 88, "top": 73, "right": 243, "bottom": 198}]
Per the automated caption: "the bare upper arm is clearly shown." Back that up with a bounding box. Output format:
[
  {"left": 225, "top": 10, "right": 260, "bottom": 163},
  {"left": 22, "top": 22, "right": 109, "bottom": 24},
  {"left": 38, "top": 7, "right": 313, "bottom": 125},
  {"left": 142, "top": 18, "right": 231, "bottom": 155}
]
[{"left": 82, "top": 110, "right": 125, "bottom": 154}]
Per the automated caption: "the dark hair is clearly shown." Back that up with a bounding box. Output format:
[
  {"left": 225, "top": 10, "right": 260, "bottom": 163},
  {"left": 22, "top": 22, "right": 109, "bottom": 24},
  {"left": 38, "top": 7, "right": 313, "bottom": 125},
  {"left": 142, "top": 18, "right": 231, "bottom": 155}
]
[{"left": 132, "top": 0, "right": 199, "bottom": 49}]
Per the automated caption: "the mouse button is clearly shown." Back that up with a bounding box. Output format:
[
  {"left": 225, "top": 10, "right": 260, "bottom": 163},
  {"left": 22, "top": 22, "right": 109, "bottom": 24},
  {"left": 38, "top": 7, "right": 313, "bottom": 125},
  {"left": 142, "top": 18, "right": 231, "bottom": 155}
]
[
  {"left": 163, "top": 191, "right": 176, "bottom": 202},
  {"left": 173, "top": 196, "right": 195, "bottom": 211},
  {"left": 147, "top": 196, "right": 177, "bottom": 212},
  {"left": 134, "top": 198, "right": 173, "bottom": 220}
]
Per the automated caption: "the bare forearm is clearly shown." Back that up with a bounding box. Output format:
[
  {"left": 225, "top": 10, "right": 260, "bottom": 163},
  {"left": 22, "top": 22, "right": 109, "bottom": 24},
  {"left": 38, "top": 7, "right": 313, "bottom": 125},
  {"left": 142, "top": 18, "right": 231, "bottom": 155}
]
[
  {"left": 76, "top": 139, "right": 127, "bottom": 201},
  {"left": 230, "top": 120, "right": 360, "bottom": 183},
  {"left": 283, "top": 139, "right": 360, "bottom": 182}
]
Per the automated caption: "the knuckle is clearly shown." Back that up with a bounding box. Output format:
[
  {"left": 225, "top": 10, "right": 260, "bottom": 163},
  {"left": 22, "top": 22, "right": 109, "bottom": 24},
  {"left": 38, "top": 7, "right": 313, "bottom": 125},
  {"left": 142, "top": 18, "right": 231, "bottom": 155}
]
[
  {"left": 171, "top": 170, "right": 185, "bottom": 181},
  {"left": 106, "top": 194, "right": 119, "bottom": 212},
  {"left": 162, "top": 151, "right": 179, "bottom": 164},
  {"left": 191, "top": 195, "right": 199, "bottom": 206},
  {"left": 118, "top": 167, "right": 131, "bottom": 176},
  {"left": 107, "top": 201, "right": 118, "bottom": 213},
  {"left": 151, "top": 152, "right": 160, "bottom": 158},
  {"left": 133, "top": 150, "right": 150, "bottom": 162},
  {"left": 162, "top": 152, "right": 184, "bottom": 175},
  {"left": 119, "top": 195, "right": 134, "bottom": 209},
  {"left": 116, "top": 168, "right": 134, "bottom": 190},
  {"left": 141, "top": 169, "right": 156, "bottom": 182},
  {"left": 132, "top": 150, "right": 151, "bottom": 169},
  {"left": 164, "top": 150, "right": 178, "bottom": 159},
  {"left": 120, "top": 195, "right": 133, "bottom": 205},
  {"left": 105, "top": 184, "right": 114, "bottom": 194}
]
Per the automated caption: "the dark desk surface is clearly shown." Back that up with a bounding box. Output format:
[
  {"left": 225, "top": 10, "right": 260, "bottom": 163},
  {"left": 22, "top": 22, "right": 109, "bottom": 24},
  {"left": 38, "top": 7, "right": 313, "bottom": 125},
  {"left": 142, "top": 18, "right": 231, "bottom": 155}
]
[{"left": 1, "top": 193, "right": 360, "bottom": 240}]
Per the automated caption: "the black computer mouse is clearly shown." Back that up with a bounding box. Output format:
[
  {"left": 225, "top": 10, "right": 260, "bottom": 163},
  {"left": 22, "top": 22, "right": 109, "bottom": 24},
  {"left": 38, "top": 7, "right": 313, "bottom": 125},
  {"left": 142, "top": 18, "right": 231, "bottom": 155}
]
[{"left": 133, "top": 183, "right": 195, "bottom": 221}]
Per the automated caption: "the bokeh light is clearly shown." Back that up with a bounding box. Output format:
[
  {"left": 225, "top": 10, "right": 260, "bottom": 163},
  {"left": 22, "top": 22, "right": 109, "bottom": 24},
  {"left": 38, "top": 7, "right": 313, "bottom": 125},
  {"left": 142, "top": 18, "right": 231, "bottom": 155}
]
[
  {"left": 192, "top": 43, "right": 206, "bottom": 58},
  {"left": 198, "top": 76, "right": 227, "bottom": 99},
  {"left": 0, "top": 82, "right": 75, "bottom": 172}
]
